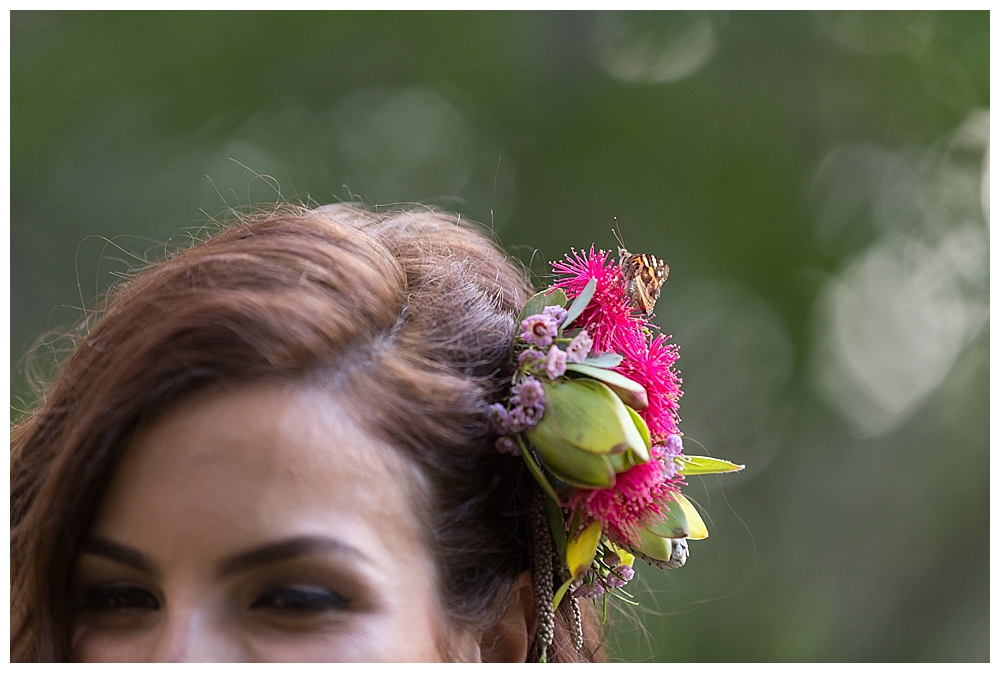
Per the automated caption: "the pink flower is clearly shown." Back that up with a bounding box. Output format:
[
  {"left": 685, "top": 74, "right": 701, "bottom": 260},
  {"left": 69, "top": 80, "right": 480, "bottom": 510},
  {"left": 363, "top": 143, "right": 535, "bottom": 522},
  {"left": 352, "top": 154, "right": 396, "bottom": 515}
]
[
  {"left": 661, "top": 434, "right": 684, "bottom": 478},
  {"left": 551, "top": 247, "right": 647, "bottom": 354},
  {"left": 572, "top": 577, "right": 605, "bottom": 599},
  {"left": 604, "top": 564, "right": 634, "bottom": 589},
  {"left": 545, "top": 345, "right": 567, "bottom": 379},
  {"left": 543, "top": 305, "right": 569, "bottom": 325},
  {"left": 511, "top": 376, "right": 545, "bottom": 408},
  {"left": 551, "top": 245, "right": 687, "bottom": 547},
  {"left": 614, "top": 333, "right": 682, "bottom": 442},
  {"left": 520, "top": 314, "right": 559, "bottom": 347},
  {"left": 487, "top": 403, "right": 511, "bottom": 434},
  {"left": 564, "top": 442, "right": 685, "bottom": 547},
  {"left": 495, "top": 436, "right": 520, "bottom": 455},
  {"left": 509, "top": 403, "right": 544, "bottom": 432},
  {"left": 518, "top": 348, "right": 546, "bottom": 373},
  {"left": 565, "top": 329, "right": 593, "bottom": 363}
]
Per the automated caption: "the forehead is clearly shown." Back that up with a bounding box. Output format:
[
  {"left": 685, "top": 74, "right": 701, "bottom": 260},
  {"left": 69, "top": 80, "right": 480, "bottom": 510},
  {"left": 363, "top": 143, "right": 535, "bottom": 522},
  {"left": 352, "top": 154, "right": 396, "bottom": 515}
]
[{"left": 93, "top": 380, "right": 428, "bottom": 569}]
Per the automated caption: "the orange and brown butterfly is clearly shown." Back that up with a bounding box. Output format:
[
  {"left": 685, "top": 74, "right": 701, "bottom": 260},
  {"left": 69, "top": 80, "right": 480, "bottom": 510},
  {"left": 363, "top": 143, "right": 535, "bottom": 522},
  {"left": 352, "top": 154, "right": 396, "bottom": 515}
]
[{"left": 614, "top": 217, "right": 669, "bottom": 316}]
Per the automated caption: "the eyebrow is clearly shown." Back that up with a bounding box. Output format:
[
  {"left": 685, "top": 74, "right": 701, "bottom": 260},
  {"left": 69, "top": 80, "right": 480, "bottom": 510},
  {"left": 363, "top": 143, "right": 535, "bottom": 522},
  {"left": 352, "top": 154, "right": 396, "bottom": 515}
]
[
  {"left": 216, "top": 536, "right": 369, "bottom": 580},
  {"left": 80, "top": 535, "right": 369, "bottom": 580},
  {"left": 82, "top": 537, "right": 159, "bottom": 576}
]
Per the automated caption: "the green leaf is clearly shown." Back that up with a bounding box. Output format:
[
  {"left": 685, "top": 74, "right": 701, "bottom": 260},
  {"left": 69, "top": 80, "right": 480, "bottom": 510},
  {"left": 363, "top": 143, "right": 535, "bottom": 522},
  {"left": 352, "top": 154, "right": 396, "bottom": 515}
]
[
  {"left": 674, "top": 493, "right": 709, "bottom": 540},
  {"left": 580, "top": 352, "right": 624, "bottom": 368},
  {"left": 607, "top": 541, "right": 635, "bottom": 567},
  {"left": 604, "top": 589, "right": 640, "bottom": 606},
  {"left": 606, "top": 387, "right": 650, "bottom": 464},
  {"left": 516, "top": 435, "right": 561, "bottom": 506},
  {"left": 677, "top": 455, "right": 745, "bottom": 476},
  {"left": 645, "top": 500, "right": 689, "bottom": 539},
  {"left": 544, "top": 496, "right": 568, "bottom": 563},
  {"left": 625, "top": 406, "right": 652, "bottom": 463},
  {"left": 536, "top": 379, "right": 629, "bottom": 455},
  {"left": 527, "top": 414, "right": 616, "bottom": 488},
  {"left": 606, "top": 450, "right": 634, "bottom": 474},
  {"left": 567, "top": 520, "right": 602, "bottom": 579},
  {"left": 564, "top": 363, "right": 649, "bottom": 410},
  {"left": 562, "top": 277, "right": 597, "bottom": 329},
  {"left": 517, "top": 288, "right": 568, "bottom": 323},
  {"left": 552, "top": 575, "right": 575, "bottom": 611},
  {"left": 634, "top": 527, "right": 676, "bottom": 563}
]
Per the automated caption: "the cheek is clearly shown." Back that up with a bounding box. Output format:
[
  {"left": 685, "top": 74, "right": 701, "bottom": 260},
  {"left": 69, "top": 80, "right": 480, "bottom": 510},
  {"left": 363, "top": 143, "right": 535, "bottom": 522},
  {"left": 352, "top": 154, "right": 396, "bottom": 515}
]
[
  {"left": 241, "top": 594, "right": 447, "bottom": 662},
  {"left": 73, "top": 624, "right": 158, "bottom": 663}
]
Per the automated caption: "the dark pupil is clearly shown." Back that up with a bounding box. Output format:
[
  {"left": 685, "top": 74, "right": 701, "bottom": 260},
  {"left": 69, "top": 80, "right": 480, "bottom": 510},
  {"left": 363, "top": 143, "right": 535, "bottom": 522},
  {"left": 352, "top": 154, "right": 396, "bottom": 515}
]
[
  {"left": 253, "top": 588, "right": 345, "bottom": 611},
  {"left": 85, "top": 585, "right": 158, "bottom": 610}
]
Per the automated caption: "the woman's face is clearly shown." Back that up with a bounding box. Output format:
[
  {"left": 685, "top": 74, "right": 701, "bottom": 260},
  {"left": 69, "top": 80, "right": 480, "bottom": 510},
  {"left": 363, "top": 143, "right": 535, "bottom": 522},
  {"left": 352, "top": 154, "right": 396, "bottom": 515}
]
[{"left": 71, "top": 381, "right": 465, "bottom": 662}]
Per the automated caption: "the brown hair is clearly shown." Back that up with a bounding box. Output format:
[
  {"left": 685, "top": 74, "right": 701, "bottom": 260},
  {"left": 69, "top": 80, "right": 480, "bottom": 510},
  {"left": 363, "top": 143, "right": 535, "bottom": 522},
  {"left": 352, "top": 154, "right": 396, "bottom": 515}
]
[{"left": 10, "top": 204, "right": 603, "bottom": 662}]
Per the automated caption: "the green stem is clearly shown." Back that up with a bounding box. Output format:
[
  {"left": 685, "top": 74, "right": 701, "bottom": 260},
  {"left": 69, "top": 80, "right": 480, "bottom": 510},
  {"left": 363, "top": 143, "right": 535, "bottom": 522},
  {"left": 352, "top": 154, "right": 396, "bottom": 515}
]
[{"left": 516, "top": 435, "right": 561, "bottom": 506}]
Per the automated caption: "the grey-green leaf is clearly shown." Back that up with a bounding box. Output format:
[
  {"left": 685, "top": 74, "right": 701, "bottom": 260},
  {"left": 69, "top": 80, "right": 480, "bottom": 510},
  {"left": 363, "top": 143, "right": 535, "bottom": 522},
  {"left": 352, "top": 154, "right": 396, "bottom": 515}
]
[
  {"left": 564, "top": 363, "right": 649, "bottom": 410},
  {"left": 562, "top": 277, "right": 597, "bottom": 329},
  {"left": 580, "top": 353, "right": 624, "bottom": 368},
  {"left": 517, "top": 288, "right": 568, "bottom": 323}
]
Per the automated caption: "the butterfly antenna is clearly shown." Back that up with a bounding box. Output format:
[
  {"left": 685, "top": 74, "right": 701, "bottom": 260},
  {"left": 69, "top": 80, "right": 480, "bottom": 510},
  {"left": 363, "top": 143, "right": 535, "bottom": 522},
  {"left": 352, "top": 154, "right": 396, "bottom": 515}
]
[{"left": 613, "top": 216, "right": 626, "bottom": 250}]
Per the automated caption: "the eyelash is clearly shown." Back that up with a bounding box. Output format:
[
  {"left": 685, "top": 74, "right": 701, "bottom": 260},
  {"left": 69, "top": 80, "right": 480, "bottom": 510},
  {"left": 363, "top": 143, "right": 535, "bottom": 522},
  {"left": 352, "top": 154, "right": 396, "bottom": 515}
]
[
  {"left": 76, "top": 583, "right": 348, "bottom": 621},
  {"left": 250, "top": 586, "right": 349, "bottom": 613},
  {"left": 80, "top": 584, "right": 160, "bottom": 612}
]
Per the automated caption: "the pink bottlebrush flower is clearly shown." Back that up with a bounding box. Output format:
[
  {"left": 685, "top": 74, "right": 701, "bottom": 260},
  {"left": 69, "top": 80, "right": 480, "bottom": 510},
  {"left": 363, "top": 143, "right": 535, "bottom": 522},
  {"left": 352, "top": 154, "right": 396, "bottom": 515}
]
[
  {"left": 565, "top": 442, "right": 685, "bottom": 547},
  {"left": 520, "top": 314, "right": 559, "bottom": 347},
  {"left": 565, "top": 329, "right": 593, "bottom": 363},
  {"left": 551, "top": 247, "right": 648, "bottom": 354},
  {"left": 552, "top": 245, "right": 687, "bottom": 546},
  {"left": 545, "top": 345, "right": 567, "bottom": 379},
  {"left": 614, "top": 333, "right": 682, "bottom": 443}
]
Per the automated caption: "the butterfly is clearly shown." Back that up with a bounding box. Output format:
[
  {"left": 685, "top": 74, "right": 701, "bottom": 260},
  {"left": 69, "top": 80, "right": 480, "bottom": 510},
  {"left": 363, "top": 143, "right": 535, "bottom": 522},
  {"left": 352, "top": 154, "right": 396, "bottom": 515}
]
[{"left": 614, "top": 218, "right": 669, "bottom": 316}]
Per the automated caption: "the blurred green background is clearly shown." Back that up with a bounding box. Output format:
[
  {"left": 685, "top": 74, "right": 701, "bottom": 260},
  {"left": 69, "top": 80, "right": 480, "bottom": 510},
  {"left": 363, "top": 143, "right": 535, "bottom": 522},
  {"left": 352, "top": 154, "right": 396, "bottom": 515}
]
[{"left": 11, "top": 11, "right": 989, "bottom": 662}]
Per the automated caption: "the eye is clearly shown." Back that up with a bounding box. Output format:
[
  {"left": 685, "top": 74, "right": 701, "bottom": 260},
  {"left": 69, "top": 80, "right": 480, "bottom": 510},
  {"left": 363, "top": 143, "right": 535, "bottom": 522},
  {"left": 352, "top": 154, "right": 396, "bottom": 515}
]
[
  {"left": 250, "top": 585, "right": 349, "bottom": 613},
  {"left": 79, "top": 583, "right": 160, "bottom": 612}
]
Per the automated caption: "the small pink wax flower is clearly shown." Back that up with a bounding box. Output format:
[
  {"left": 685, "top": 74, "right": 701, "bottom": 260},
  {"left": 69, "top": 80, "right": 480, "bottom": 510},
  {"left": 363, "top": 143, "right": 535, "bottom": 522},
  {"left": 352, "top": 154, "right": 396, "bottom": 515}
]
[
  {"left": 495, "top": 436, "right": 520, "bottom": 455},
  {"left": 509, "top": 403, "right": 544, "bottom": 432},
  {"left": 520, "top": 314, "right": 559, "bottom": 347},
  {"left": 511, "top": 376, "right": 545, "bottom": 408},
  {"left": 543, "top": 305, "right": 569, "bottom": 325},
  {"left": 545, "top": 345, "right": 567, "bottom": 379},
  {"left": 518, "top": 348, "right": 546, "bottom": 372},
  {"left": 572, "top": 578, "right": 605, "bottom": 600},
  {"left": 565, "top": 329, "right": 593, "bottom": 363},
  {"left": 487, "top": 403, "right": 511, "bottom": 434},
  {"left": 604, "top": 564, "right": 634, "bottom": 589}
]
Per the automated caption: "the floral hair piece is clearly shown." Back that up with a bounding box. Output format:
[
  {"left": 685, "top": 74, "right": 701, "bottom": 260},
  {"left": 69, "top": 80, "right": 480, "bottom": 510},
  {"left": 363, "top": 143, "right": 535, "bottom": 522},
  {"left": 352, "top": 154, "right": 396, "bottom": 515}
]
[{"left": 490, "top": 245, "right": 743, "bottom": 660}]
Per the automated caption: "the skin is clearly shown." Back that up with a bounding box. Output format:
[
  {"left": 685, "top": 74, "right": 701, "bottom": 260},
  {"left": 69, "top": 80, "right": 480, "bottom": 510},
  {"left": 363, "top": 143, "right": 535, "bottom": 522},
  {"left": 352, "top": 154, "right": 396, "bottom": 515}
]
[{"left": 71, "top": 380, "right": 482, "bottom": 662}]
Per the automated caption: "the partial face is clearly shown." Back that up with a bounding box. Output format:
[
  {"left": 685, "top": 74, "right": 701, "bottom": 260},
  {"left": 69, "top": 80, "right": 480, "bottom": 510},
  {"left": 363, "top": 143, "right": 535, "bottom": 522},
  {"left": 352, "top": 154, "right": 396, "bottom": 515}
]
[{"left": 71, "top": 381, "right": 458, "bottom": 662}]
